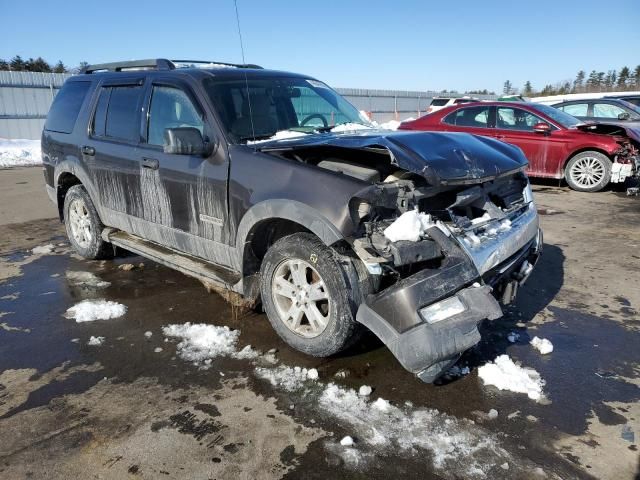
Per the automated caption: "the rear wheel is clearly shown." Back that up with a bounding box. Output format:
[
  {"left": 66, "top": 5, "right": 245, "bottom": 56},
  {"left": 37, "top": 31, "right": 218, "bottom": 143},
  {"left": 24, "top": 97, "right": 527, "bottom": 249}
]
[
  {"left": 63, "top": 185, "right": 112, "bottom": 259},
  {"left": 260, "top": 233, "right": 361, "bottom": 357},
  {"left": 564, "top": 151, "right": 611, "bottom": 192}
]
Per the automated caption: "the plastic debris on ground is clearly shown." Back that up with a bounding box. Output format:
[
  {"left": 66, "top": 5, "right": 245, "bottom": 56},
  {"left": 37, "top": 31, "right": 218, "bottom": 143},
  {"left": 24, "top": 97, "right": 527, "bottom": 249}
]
[
  {"left": 477, "top": 354, "right": 545, "bottom": 401},
  {"left": 64, "top": 300, "right": 127, "bottom": 323},
  {"left": 530, "top": 336, "right": 553, "bottom": 355}
]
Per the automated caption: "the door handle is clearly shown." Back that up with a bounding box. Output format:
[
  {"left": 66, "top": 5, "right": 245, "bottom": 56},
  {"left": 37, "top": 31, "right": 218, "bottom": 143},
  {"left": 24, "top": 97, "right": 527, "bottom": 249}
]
[
  {"left": 141, "top": 157, "right": 159, "bottom": 170},
  {"left": 81, "top": 145, "right": 95, "bottom": 156}
]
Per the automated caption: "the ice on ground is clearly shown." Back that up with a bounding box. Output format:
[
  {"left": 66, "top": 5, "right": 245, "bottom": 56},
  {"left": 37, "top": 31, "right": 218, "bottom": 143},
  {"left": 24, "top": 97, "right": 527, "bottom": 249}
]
[
  {"left": 254, "top": 365, "right": 320, "bottom": 391},
  {"left": 358, "top": 385, "right": 372, "bottom": 397},
  {"left": 234, "top": 344, "right": 260, "bottom": 360},
  {"left": 477, "top": 355, "right": 545, "bottom": 401},
  {"left": 247, "top": 129, "right": 307, "bottom": 144},
  {"left": 507, "top": 332, "right": 520, "bottom": 343},
  {"left": 87, "top": 336, "right": 105, "bottom": 346},
  {"left": 32, "top": 244, "right": 54, "bottom": 255},
  {"left": 66, "top": 271, "right": 111, "bottom": 289},
  {"left": 530, "top": 336, "right": 553, "bottom": 355},
  {"left": 340, "top": 436, "right": 354, "bottom": 446},
  {"left": 65, "top": 300, "right": 127, "bottom": 323},
  {"left": 0, "top": 138, "right": 42, "bottom": 168},
  {"left": 383, "top": 209, "right": 436, "bottom": 242},
  {"left": 162, "top": 323, "right": 240, "bottom": 364}
]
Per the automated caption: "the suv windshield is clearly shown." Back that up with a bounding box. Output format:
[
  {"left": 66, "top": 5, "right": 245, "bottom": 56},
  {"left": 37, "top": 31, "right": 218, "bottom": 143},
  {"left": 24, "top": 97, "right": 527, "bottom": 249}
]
[
  {"left": 530, "top": 103, "right": 582, "bottom": 128},
  {"left": 203, "top": 76, "right": 369, "bottom": 142}
]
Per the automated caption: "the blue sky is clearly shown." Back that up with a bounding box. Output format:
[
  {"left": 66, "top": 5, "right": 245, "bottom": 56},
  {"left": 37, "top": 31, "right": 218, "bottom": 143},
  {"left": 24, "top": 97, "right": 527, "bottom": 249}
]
[{"left": 2, "top": 0, "right": 638, "bottom": 93}]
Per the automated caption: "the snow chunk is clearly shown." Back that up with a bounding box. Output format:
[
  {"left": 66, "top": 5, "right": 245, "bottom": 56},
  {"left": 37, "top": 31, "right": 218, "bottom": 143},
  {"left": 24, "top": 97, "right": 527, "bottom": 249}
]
[
  {"left": 234, "top": 344, "right": 260, "bottom": 360},
  {"left": 331, "top": 122, "right": 373, "bottom": 133},
  {"left": 340, "top": 436, "right": 354, "bottom": 446},
  {"left": 162, "top": 323, "right": 240, "bottom": 364},
  {"left": 144, "top": 331, "right": 153, "bottom": 338},
  {"left": 383, "top": 210, "right": 436, "bottom": 242},
  {"left": 65, "top": 300, "right": 127, "bottom": 323},
  {"left": 32, "top": 244, "right": 54, "bottom": 255},
  {"left": 66, "top": 271, "right": 110, "bottom": 289},
  {"left": 254, "top": 365, "right": 320, "bottom": 391},
  {"left": 378, "top": 120, "right": 401, "bottom": 130},
  {"left": 154, "top": 347, "right": 163, "bottom": 353},
  {"left": 0, "top": 138, "right": 42, "bottom": 168},
  {"left": 246, "top": 130, "right": 307, "bottom": 144},
  {"left": 358, "top": 385, "right": 372, "bottom": 397},
  {"left": 530, "top": 336, "right": 553, "bottom": 355},
  {"left": 487, "top": 409, "right": 499, "bottom": 420},
  {"left": 87, "top": 335, "right": 105, "bottom": 346},
  {"left": 470, "top": 213, "right": 491, "bottom": 225},
  {"left": 372, "top": 398, "right": 391, "bottom": 412},
  {"left": 478, "top": 355, "right": 545, "bottom": 401}
]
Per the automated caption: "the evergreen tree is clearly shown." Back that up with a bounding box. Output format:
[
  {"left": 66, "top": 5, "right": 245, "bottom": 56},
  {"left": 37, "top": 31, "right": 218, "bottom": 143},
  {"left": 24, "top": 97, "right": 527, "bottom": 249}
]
[
  {"left": 634, "top": 65, "right": 640, "bottom": 88},
  {"left": 586, "top": 70, "right": 599, "bottom": 91},
  {"left": 53, "top": 60, "right": 66, "bottom": 73},
  {"left": 9, "top": 55, "right": 25, "bottom": 70},
  {"left": 617, "top": 66, "right": 630, "bottom": 89},
  {"left": 573, "top": 70, "right": 585, "bottom": 92},
  {"left": 0, "top": 59, "right": 8, "bottom": 71},
  {"left": 523, "top": 81, "right": 533, "bottom": 95},
  {"left": 503, "top": 80, "right": 513, "bottom": 94}
]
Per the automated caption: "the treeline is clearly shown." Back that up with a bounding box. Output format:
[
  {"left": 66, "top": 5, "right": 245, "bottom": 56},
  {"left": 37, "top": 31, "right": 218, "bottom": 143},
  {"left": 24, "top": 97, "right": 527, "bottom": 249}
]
[
  {"left": 0, "top": 55, "right": 88, "bottom": 74},
  {"left": 505, "top": 64, "right": 640, "bottom": 97}
]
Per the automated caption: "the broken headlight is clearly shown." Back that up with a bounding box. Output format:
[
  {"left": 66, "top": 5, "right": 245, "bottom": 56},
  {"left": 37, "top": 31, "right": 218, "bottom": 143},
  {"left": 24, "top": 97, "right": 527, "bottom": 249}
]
[{"left": 419, "top": 296, "right": 466, "bottom": 324}]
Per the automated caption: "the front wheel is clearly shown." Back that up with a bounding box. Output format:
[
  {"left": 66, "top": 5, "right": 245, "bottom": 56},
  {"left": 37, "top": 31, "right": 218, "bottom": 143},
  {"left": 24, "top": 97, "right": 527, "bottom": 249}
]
[
  {"left": 259, "top": 233, "right": 360, "bottom": 357},
  {"left": 63, "top": 185, "right": 112, "bottom": 259},
  {"left": 564, "top": 151, "right": 612, "bottom": 192}
]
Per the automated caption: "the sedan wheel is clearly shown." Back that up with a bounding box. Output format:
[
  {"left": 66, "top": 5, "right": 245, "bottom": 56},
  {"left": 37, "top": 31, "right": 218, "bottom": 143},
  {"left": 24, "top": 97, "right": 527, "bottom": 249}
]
[{"left": 565, "top": 151, "right": 612, "bottom": 192}]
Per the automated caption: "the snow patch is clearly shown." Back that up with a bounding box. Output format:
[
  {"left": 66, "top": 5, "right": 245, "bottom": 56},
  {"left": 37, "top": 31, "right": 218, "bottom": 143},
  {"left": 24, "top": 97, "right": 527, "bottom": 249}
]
[
  {"left": 254, "top": 365, "right": 320, "bottom": 391},
  {"left": 87, "top": 336, "right": 105, "bottom": 346},
  {"left": 162, "top": 323, "right": 240, "bottom": 364},
  {"left": 331, "top": 122, "right": 373, "bottom": 133},
  {"left": 32, "top": 244, "right": 54, "bottom": 255},
  {"left": 530, "top": 336, "right": 553, "bottom": 355},
  {"left": 0, "top": 138, "right": 42, "bottom": 168},
  {"left": 66, "top": 271, "right": 111, "bottom": 289},
  {"left": 65, "top": 300, "right": 127, "bottom": 323},
  {"left": 247, "top": 130, "right": 307, "bottom": 144},
  {"left": 477, "top": 355, "right": 545, "bottom": 401}
]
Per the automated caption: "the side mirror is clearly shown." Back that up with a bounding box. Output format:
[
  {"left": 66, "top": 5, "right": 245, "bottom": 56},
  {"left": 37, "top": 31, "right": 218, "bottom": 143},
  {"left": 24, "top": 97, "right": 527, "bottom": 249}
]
[
  {"left": 163, "top": 127, "right": 213, "bottom": 156},
  {"left": 533, "top": 122, "right": 551, "bottom": 134},
  {"left": 618, "top": 112, "right": 631, "bottom": 121}
]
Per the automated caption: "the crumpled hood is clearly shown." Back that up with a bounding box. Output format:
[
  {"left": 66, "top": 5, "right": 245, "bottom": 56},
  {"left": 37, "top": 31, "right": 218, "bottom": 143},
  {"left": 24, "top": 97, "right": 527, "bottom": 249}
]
[
  {"left": 575, "top": 122, "right": 640, "bottom": 143},
  {"left": 255, "top": 130, "right": 528, "bottom": 186}
]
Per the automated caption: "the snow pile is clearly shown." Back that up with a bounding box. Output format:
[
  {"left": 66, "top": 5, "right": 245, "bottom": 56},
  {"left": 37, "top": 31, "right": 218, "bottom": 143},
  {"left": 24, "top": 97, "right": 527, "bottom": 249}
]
[
  {"left": 530, "top": 336, "right": 553, "bottom": 355},
  {"left": 318, "top": 383, "right": 508, "bottom": 474},
  {"left": 358, "top": 385, "right": 372, "bottom": 397},
  {"left": 87, "top": 336, "right": 105, "bottom": 346},
  {"left": 66, "top": 271, "right": 111, "bottom": 289},
  {"left": 331, "top": 122, "right": 373, "bottom": 133},
  {"left": 384, "top": 210, "right": 436, "bottom": 242},
  {"left": 254, "top": 365, "right": 320, "bottom": 391},
  {"left": 247, "top": 130, "right": 307, "bottom": 144},
  {"left": 0, "top": 138, "right": 42, "bottom": 168},
  {"left": 162, "top": 323, "right": 240, "bottom": 364},
  {"left": 32, "top": 244, "right": 55, "bottom": 255},
  {"left": 64, "top": 300, "right": 127, "bottom": 323},
  {"left": 477, "top": 355, "right": 545, "bottom": 401}
]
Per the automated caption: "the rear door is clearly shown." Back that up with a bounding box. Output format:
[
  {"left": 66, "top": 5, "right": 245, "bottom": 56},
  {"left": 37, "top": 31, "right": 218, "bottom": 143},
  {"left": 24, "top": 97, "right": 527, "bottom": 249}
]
[
  {"left": 556, "top": 102, "right": 589, "bottom": 122},
  {"left": 439, "top": 104, "right": 493, "bottom": 136},
  {"left": 493, "top": 106, "right": 567, "bottom": 177},
  {"left": 84, "top": 78, "right": 146, "bottom": 226},
  {"left": 591, "top": 101, "right": 639, "bottom": 123},
  {"left": 137, "top": 76, "right": 230, "bottom": 262}
]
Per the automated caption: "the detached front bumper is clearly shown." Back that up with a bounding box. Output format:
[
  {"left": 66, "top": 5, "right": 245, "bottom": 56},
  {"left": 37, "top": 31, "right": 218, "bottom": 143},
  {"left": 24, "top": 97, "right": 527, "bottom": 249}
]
[{"left": 355, "top": 213, "right": 542, "bottom": 383}]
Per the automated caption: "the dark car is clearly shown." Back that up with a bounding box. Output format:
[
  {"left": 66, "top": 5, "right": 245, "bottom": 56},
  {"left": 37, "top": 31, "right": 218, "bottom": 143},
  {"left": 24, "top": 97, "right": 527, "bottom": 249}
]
[
  {"left": 42, "top": 59, "right": 542, "bottom": 383},
  {"left": 606, "top": 94, "right": 640, "bottom": 108},
  {"left": 400, "top": 101, "right": 639, "bottom": 192},
  {"left": 552, "top": 98, "right": 640, "bottom": 127}
]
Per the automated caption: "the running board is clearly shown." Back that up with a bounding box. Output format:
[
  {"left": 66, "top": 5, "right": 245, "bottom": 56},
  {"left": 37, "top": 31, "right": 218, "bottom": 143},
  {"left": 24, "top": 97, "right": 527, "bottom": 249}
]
[{"left": 102, "top": 228, "right": 241, "bottom": 291}]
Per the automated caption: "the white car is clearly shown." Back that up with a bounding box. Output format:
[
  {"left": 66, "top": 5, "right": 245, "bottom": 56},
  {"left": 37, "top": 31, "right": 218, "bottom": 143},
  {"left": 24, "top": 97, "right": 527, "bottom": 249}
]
[{"left": 426, "top": 96, "right": 479, "bottom": 114}]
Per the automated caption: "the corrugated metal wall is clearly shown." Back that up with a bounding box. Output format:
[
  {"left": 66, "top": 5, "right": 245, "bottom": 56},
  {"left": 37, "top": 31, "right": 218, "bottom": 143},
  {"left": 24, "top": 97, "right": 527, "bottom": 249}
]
[
  {"left": 0, "top": 71, "right": 73, "bottom": 139},
  {"left": 0, "top": 71, "right": 497, "bottom": 139}
]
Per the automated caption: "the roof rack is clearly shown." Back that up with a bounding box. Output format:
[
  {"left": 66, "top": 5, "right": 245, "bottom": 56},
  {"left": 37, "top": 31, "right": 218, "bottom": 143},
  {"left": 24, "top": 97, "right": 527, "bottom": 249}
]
[{"left": 81, "top": 58, "right": 263, "bottom": 74}]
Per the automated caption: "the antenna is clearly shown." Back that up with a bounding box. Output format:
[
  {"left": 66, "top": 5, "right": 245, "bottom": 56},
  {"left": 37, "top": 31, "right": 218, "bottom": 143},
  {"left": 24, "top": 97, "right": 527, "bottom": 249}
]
[{"left": 233, "top": 0, "right": 256, "bottom": 144}]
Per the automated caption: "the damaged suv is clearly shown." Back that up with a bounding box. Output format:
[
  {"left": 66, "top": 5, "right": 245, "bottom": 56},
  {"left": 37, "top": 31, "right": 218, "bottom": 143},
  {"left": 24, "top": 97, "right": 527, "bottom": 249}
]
[{"left": 42, "top": 59, "right": 542, "bottom": 382}]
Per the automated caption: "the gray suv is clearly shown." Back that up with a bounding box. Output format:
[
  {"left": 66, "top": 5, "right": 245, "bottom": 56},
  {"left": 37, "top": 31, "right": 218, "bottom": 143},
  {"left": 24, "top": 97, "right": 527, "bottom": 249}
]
[{"left": 42, "top": 59, "right": 542, "bottom": 382}]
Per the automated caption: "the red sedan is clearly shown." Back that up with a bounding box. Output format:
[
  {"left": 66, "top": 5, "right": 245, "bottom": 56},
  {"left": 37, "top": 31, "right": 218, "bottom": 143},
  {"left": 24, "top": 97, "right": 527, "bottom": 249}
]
[{"left": 400, "top": 101, "right": 639, "bottom": 192}]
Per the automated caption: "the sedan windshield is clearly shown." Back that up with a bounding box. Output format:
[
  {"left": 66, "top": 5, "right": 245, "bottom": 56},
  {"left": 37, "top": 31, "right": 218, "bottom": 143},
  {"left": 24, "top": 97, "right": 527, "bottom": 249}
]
[
  {"left": 202, "top": 76, "right": 370, "bottom": 143},
  {"left": 530, "top": 103, "right": 582, "bottom": 128}
]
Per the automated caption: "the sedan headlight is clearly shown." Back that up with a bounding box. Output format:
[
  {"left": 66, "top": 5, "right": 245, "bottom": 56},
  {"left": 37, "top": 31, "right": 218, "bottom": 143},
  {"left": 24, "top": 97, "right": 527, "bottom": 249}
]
[{"left": 419, "top": 296, "right": 466, "bottom": 324}]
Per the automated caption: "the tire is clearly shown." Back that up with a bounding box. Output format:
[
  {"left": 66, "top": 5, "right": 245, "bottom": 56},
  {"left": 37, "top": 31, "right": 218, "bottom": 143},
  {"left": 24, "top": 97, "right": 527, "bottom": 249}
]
[
  {"left": 260, "top": 233, "right": 361, "bottom": 357},
  {"left": 564, "top": 151, "right": 612, "bottom": 192},
  {"left": 63, "top": 185, "right": 112, "bottom": 259}
]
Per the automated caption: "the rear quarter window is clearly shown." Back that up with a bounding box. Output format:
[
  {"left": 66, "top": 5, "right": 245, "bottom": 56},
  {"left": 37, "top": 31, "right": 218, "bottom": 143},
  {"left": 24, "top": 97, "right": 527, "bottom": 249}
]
[
  {"left": 44, "top": 81, "right": 91, "bottom": 134},
  {"left": 430, "top": 99, "right": 449, "bottom": 106}
]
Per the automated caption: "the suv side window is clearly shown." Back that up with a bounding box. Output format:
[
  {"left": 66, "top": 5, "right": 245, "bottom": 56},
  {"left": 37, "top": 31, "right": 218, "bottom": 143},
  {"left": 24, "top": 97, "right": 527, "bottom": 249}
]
[
  {"left": 147, "top": 86, "right": 205, "bottom": 146},
  {"left": 92, "top": 84, "right": 143, "bottom": 143},
  {"left": 559, "top": 103, "right": 588, "bottom": 117},
  {"left": 45, "top": 81, "right": 91, "bottom": 134},
  {"left": 443, "top": 106, "right": 490, "bottom": 128},
  {"left": 496, "top": 107, "right": 544, "bottom": 131}
]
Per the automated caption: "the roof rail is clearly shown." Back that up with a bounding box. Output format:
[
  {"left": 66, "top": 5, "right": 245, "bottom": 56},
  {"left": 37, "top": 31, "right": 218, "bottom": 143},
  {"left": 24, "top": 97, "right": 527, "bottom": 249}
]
[
  {"left": 171, "top": 59, "right": 263, "bottom": 69},
  {"left": 81, "top": 59, "right": 175, "bottom": 74}
]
